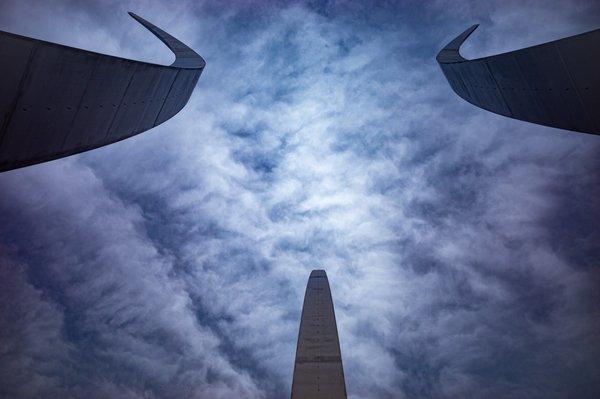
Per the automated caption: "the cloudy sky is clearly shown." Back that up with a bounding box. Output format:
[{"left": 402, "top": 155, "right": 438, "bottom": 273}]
[{"left": 1, "top": 0, "right": 599, "bottom": 398}]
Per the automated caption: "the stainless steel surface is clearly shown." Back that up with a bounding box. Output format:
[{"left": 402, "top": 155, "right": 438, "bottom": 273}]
[
  {"left": 437, "top": 25, "right": 600, "bottom": 135},
  {"left": 0, "top": 12, "right": 205, "bottom": 172},
  {"left": 291, "top": 270, "right": 347, "bottom": 399}
]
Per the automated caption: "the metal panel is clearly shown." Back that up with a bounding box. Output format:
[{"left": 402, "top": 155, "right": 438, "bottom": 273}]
[
  {"left": 0, "top": 12, "right": 205, "bottom": 172},
  {"left": 1, "top": 44, "right": 97, "bottom": 162},
  {"left": 556, "top": 30, "right": 600, "bottom": 131},
  {"left": 156, "top": 69, "right": 199, "bottom": 125},
  {"left": 437, "top": 25, "right": 600, "bottom": 135},
  {"left": 486, "top": 54, "right": 548, "bottom": 124},
  {"left": 291, "top": 270, "right": 347, "bottom": 399},
  {"left": 138, "top": 68, "right": 178, "bottom": 132},
  {"left": 106, "top": 64, "right": 164, "bottom": 141},
  {"left": 0, "top": 35, "right": 34, "bottom": 137},
  {"left": 63, "top": 58, "right": 137, "bottom": 150}
]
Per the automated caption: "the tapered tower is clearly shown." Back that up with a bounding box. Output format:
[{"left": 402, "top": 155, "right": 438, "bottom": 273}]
[{"left": 291, "top": 270, "right": 347, "bottom": 399}]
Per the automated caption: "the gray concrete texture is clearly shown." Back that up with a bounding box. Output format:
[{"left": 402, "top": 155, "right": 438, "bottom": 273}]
[
  {"left": 437, "top": 25, "right": 600, "bottom": 135},
  {"left": 0, "top": 12, "right": 205, "bottom": 172},
  {"left": 291, "top": 270, "right": 347, "bottom": 399}
]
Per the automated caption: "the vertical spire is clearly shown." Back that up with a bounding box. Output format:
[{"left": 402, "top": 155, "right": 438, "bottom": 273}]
[{"left": 291, "top": 270, "right": 347, "bottom": 398}]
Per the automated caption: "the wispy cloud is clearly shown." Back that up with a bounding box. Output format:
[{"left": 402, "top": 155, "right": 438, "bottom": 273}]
[{"left": 1, "top": 1, "right": 599, "bottom": 398}]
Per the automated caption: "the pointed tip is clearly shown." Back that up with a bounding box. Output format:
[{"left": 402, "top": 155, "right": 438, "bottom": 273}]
[
  {"left": 455, "top": 24, "right": 480, "bottom": 46},
  {"left": 128, "top": 11, "right": 152, "bottom": 29},
  {"left": 466, "top": 24, "right": 479, "bottom": 36},
  {"left": 125, "top": 11, "right": 205, "bottom": 69},
  {"left": 437, "top": 23, "right": 481, "bottom": 63},
  {"left": 127, "top": 11, "right": 147, "bottom": 27}
]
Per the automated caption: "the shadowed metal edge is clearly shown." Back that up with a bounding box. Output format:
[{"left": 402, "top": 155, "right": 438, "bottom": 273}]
[
  {"left": 0, "top": 12, "right": 205, "bottom": 172},
  {"left": 437, "top": 25, "right": 600, "bottom": 135}
]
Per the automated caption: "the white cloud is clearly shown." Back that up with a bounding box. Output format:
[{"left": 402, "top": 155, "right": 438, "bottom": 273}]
[{"left": 1, "top": 1, "right": 599, "bottom": 398}]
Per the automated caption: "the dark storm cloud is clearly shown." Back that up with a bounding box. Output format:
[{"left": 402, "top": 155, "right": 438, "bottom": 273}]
[{"left": 1, "top": 1, "right": 599, "bottom": 398}]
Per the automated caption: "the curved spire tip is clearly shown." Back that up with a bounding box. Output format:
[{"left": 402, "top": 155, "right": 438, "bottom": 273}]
[
  {"left": 436, "top": 24, "right": 479, "bottom": 63},
  {"left": 128, "top": 11, "right": 205, "bottom": 69}
]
